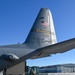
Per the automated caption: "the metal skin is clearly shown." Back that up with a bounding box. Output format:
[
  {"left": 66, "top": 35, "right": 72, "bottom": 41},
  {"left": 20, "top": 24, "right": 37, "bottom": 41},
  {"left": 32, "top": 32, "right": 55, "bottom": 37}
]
[{"left": 0, "top": 8, "right": 75, "bottom": 71}]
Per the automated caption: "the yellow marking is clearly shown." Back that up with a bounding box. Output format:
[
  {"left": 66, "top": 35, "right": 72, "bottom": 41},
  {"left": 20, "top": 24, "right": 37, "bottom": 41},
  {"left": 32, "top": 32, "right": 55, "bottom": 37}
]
[{"left": 34, "top": 29, "right": 55, "bottom": 34}]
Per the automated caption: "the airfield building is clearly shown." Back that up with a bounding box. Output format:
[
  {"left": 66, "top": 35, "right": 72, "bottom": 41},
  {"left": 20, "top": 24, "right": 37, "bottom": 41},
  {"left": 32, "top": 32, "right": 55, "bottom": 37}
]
[{"left": 39, "top": 64, "right": 75, "bottom": 73}]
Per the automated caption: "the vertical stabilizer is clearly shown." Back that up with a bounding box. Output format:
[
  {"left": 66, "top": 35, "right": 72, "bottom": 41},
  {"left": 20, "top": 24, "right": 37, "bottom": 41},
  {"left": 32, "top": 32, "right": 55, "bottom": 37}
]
[{"left": 24, "top": 8, "right": 57, "bottom": 48}]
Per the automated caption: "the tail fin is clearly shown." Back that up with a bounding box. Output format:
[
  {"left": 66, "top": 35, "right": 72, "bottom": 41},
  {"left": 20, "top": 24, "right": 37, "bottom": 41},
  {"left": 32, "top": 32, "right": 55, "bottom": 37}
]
[{"left": 24, "top": 8, "right": 57, "bottom": 48}]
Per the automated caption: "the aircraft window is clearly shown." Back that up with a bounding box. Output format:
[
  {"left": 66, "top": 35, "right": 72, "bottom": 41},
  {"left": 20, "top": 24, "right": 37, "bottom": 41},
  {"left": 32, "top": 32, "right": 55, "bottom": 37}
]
[{"left": 39, "top": 17, "right": 44, "bottom": 19}]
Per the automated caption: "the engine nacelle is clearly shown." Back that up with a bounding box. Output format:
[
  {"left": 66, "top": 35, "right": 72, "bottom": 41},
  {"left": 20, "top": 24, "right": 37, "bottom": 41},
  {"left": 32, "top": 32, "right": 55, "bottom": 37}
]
[{"left": 1, "top": 54, "right": 19, "bottom": 61}]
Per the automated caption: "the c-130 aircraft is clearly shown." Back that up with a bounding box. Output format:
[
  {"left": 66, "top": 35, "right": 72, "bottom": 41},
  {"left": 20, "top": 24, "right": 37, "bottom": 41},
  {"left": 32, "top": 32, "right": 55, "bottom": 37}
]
[{"left": 0, "top": 8, "right": 75, "bottom": 73}]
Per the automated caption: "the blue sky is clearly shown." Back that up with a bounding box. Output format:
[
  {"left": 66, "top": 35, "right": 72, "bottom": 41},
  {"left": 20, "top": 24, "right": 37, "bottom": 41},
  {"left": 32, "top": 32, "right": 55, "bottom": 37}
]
[{"left": 0, "top": 0, "right": 75, "bottom": 67}]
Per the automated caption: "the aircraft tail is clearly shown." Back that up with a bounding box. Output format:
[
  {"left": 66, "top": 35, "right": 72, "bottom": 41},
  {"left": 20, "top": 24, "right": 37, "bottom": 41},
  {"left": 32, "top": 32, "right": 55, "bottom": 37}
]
[{"left": 24, "top": 8, "right": 57, "bottom": 48}]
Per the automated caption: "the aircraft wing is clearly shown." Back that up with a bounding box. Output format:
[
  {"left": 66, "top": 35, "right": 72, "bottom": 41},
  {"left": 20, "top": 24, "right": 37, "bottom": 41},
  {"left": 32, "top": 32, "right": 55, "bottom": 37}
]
[
  {"left": 0, "top": 38, "right": 75, "bottom": 70},
  {"left": 14, "top": 38, "right": 75, "bottom": 61},
  {"left": 12, "top": 38, "right": 75, "bottom": 64},
  {"left": 30, "top": 38, "right": 75, "bottom": 59}
]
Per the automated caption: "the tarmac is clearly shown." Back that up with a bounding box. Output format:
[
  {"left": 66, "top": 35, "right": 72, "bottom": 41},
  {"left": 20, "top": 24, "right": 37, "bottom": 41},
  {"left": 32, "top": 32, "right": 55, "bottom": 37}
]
[
  {"left": 1, "top": 72, "right": 75, "bottom": 75},
  {"left": 39, "top": 73, "right": 75, "bottom": 75}
]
